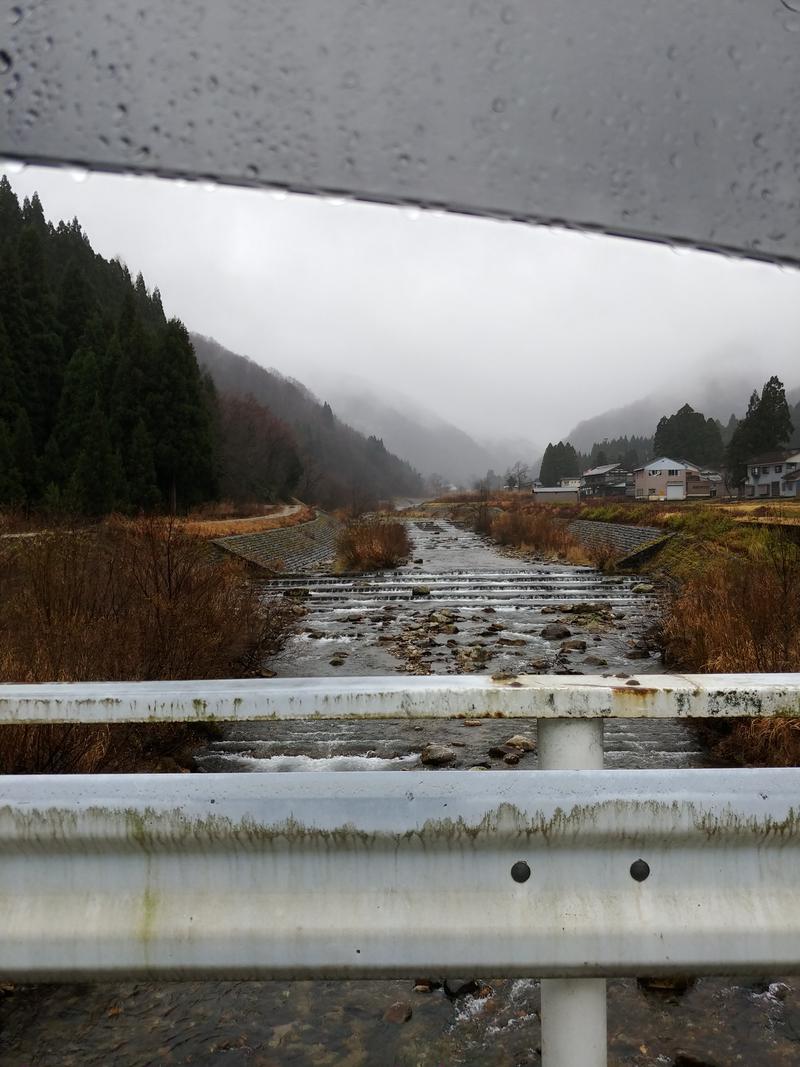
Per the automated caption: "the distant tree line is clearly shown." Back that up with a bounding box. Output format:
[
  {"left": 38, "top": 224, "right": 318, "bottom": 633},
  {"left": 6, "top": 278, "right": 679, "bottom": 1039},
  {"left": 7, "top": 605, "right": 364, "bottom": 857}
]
[
  {"left": 566, "top": 378, "right": 796, "bottom": 489},
  {"left": 725, "top": 376, "right": 795, "bottom": 486},
  {"left": 538, "top": 441, "right": 580, "bottom": 485},
  {"left": 652, "top": 404, "right": 724, "bottom": 467},
  {"left": 575, "top": 436, "right": 652, "bottom": 475},
  {"left": 0, "top": 179, "right": 423, "bottom": 514}
]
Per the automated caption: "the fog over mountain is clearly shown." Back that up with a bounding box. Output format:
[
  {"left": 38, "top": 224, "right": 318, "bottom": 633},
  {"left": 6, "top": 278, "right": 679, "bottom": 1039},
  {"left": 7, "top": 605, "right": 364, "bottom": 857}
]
[
  {"left": 324, "top": 379, "right": 538, "bottom": 484},
  {"left": 5, "top": 166, "right": 800, "bottom": 454}
]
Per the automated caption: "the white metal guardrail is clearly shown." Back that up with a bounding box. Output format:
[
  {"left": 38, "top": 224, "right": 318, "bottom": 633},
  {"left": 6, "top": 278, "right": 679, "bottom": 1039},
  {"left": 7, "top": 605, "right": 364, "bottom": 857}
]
[
  {"left": 1, "top": 673, "right": 798, "bottom": 1067},
  {"left": 2, "top": 672, "right": 799, "bottom": 722}
]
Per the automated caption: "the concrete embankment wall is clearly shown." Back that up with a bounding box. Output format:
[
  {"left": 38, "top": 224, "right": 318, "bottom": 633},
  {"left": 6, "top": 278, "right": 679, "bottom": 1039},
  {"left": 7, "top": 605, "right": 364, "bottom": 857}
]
[
  {"left": 568, "top": 519, "right": 672, "bottom": 563},
  {"left": 213, "top": 512, "right": 340, "bottom": 573}
]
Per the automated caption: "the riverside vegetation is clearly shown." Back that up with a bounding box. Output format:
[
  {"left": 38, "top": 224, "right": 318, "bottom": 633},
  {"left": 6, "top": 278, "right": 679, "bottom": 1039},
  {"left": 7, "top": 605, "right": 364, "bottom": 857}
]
[
  {"left": 0, "top": 517, "right": 297, "bottom": 773},
  {"left": 436, "top": 492, "right": 800, "bottom": 765},
  {"left": 336, "top": 517, "right": 412, "bottom": 571}
]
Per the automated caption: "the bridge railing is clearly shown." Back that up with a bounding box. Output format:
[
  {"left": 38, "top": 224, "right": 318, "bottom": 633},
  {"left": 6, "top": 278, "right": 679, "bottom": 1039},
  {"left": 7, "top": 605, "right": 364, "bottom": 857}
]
[{"left": 1, "top": 672, "right": 798, "bottom": 1067}]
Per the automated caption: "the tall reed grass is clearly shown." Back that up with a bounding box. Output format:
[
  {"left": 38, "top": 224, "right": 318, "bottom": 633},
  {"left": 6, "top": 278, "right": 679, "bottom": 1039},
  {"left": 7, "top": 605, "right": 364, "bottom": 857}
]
[
  {"left": 488, "top": 506, "right": 588, "bottom": 563},
  {"left": 337, "top": 519, "right": 411, "bottom": 571},
  {"left": 662, "top": 528, "right": 800, "bottom": 764}
]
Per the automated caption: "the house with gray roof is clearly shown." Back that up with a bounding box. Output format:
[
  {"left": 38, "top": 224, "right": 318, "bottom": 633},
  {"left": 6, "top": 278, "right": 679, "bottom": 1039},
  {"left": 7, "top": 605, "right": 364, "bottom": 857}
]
[
  {"left": 582, "top": 462, "right": 633, "bottom": 497},
  {"left": 745, "top": 449, "right": 800, "bottom": 498},
  {"left": 634, "top": 457, "right": 717, "bottom": 501}
]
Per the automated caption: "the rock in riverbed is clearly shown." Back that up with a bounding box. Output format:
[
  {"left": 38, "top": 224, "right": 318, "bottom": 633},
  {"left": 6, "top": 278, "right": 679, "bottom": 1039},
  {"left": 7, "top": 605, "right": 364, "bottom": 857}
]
[
  {"left": 383, "top": 1001, "right": 413, "bottom": 1024},
  {"left": 504, "top": 734, "right": 536, "bottom": 751},
  {"left": 541, "top": 623, "right": 571, "bottom": 640},
  {"left": 420, "top": 744, "right": 457, "bottom": 766},
  {"left": 560, "top": 638, "right": 587, "bottom": 652}
]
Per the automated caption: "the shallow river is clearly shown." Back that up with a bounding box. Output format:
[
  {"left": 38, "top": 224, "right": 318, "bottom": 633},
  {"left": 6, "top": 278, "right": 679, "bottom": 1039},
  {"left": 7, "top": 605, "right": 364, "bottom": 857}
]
[{"left": 1, "top": 520, "right": 798, "bottom": 1066}]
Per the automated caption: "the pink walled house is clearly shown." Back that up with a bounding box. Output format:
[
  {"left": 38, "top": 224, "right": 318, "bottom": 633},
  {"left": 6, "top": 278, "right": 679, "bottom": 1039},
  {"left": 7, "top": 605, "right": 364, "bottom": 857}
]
[{"left": 633, "top": 457, "right": 716, "bottom": 501}]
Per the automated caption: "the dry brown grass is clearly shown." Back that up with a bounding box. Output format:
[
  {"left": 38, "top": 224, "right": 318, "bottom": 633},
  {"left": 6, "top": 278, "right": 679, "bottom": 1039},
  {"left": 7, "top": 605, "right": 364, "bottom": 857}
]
[
  {"left": 662, "top": 528, "right": 800, "bottom": 765},
  {"left": 0, "top": 518, "right": 296, "bottom": 773},
  {"left": 181, "top": 505, "right": 315, "bottom": 539},
  {"left": 337, "top": 519, "right": 412, "bottom": 571},
  {"left": 489, "top": 506, "right": 587, "bottom": 561}
]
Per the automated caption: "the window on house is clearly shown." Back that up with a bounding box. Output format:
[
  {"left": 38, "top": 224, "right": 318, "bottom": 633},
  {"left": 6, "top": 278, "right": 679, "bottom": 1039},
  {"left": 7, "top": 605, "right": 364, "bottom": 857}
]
[
  {"left": 775, "top": 465, "right": 782, "bottom": 473},
  {"left": 667, "top": 469, "right": 679, "bottom": 476},
  {"left": 648, "top": 487, "right": 655, "bottom": 495}
]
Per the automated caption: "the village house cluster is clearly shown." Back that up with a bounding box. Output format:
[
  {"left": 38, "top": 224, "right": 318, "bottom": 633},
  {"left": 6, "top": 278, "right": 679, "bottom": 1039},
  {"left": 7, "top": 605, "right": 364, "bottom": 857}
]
[{"left": 531, "top": 449, "right": 800, "bottom": 503}]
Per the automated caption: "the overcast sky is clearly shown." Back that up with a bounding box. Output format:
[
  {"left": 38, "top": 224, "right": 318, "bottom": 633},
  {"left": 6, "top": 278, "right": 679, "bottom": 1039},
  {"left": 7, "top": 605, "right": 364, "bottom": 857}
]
[{"left": 5, "top": 163, "right": 800, "bottom": 449}]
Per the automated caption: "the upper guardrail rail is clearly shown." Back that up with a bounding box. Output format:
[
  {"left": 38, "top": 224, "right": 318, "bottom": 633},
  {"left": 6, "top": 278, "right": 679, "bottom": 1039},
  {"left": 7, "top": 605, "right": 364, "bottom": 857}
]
[{"left": 0, "top": 674, "right": 798, "bottom": 724}]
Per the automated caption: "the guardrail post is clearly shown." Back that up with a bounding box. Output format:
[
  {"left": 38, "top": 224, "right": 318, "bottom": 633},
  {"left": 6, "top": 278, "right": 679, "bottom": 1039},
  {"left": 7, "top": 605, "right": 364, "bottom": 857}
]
[{"left": 538, "top": 717, "right": 606, "bottom": 1067}]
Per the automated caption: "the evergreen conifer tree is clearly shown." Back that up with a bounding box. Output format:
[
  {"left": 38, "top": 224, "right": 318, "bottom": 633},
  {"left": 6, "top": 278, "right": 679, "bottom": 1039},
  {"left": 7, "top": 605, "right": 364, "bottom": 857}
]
[
  {"left": 127, "top": 418, "right": 161, "bottom": 511},
  {"left": 725, "top": 378, "right": 794, "bottom": 487},
  {"left": 67, "top": 395, "right": 123, "bottom": 515},
  {"left": 12, "top": 408, "right": 39, "bottom": 504},
  {"left": 0, "top": 421, "right": 24, "bottom": 504}
]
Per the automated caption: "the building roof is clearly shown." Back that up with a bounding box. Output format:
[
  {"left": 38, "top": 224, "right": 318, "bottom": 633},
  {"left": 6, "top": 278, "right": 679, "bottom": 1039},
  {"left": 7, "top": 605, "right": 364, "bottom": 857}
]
[
  {"left": 633, "top": 457, "right": 700, "bottom": 473},
  {"left": 533, "top": 486, "right": 581, "bottom": 493},
  {"left": 748, "top": 449, "right": 800, "bottom": 466},
  {"left": 583, "top": 463, "right": 621, "bottom": 477}
]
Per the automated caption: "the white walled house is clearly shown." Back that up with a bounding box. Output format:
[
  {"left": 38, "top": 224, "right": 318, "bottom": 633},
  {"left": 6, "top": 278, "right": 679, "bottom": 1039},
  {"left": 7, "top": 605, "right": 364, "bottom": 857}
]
[{"left": 745, "top": 450, "right": 800, "bottom": 498}]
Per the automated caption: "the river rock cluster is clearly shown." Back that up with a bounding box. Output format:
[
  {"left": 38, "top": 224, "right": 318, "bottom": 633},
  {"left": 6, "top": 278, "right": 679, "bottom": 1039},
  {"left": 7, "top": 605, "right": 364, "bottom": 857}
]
[{"left": 382, "top": 600, "right": 655, "bottom": 676}]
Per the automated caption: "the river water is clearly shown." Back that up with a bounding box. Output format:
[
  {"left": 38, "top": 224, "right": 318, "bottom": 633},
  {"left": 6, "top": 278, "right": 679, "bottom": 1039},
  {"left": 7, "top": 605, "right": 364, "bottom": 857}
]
[{"left": 1, "top": 520, "right": 798, "bottom": 1066}]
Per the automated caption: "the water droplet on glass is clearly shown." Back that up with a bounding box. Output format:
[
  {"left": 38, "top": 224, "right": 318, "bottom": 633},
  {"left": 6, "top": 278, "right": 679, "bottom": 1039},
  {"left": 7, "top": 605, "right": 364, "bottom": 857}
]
[
  {"left": 753, "top": 132, "right": 765, "bottom": 149},
  {"left": 116, "top": 103, "right": 128, "bottom": 119},
  {"left": 206, "top": 74, "right": 219, "bottom": 91},
  {"left": 783, "top": 14, "right": 800, "bottom": 29},
  {"left": 779, "top": 0, "right": 800, "bottom": 11},
  {"left": 68, "top": 166, "right": 89, "bottom": 183},
  {"left": 1, "top": 160, "right": 25, "bottom": 175},
  {"left": 501, "top": 6, "right": 515, "bottom": 24},
  {"left": 342, "top": 71, "right": 358, "bottom": 89},
  {"left": 0, "top": 50, "right": 13, "bottom": 75},
  {"left": 270, "top": 188, "right": 288, "bottom": 201},
  {"left": 8, "top": 6, "right": 23, "bottom": 24},
  {"left": 245, "top": 163, "right": 259, "bottom": 178},
  {"left": 491, "top": 97, "right": 506, "bottom": 113},
  {"left": 405, "top": 206, "right": 421, "bottom": 221}
]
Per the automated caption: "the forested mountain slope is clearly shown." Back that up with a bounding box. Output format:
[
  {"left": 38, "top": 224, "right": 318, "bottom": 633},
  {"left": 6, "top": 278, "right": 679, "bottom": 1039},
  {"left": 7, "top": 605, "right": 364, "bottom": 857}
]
[
  {"left": 191, "top": 334, "right": 424, "bottom": 510},
  {"left": 0, "top": 177, "right": 422, "bottom": 513},
  {"left": 0, "top": 178, "right": 216, "bottom": 513}
]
